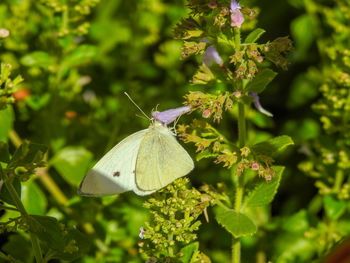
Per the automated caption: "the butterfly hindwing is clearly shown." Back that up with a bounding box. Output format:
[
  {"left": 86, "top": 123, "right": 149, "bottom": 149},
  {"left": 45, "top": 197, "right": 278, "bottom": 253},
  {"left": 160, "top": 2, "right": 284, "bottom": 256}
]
[{"left": 135, "top": 123, "right": 194, "bottom": 191}]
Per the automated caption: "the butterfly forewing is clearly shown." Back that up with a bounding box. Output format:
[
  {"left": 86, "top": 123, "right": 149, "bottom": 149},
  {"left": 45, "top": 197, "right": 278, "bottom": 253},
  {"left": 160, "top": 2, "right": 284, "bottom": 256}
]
[
  {"left": 135, "top": 123, "right": 194, "bottom": 191},
  {"left": 79, "top": 129, "right": 148, "bottom": 196}
]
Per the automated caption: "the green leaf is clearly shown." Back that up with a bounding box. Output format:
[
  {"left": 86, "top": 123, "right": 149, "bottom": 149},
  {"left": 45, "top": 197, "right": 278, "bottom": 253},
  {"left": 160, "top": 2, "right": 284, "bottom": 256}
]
[
  {"left": 28, "top": 215, "right": 91, "bottom": 261},
  {"left": 9, "top": 142, "right": 47, "bottom": 169},
  {"left": 0, "top": 106, "right": 14, "bottom": 142},
  {"left": 180, "top": 242, "right": 199, "bottom": 263},
  {"left": 243, "top": 166, "right": 284, "bottom": 208},
  {"left": 291, "top": 14, "right": 315, "bottom": 58},
  {"left": 20, "top": 51, "right": 54, "bottom": 68},
  {"left": 22, "top": 180, "right": 47, "bottom": 215},
  {"left": 251, "top": 135, "right": 294, "bottom": 156},
  {"left": 51, "top": 146, "right": 93, "bottom": 186},
  {"left": 246, "top": 69, "right": 277, "bottom": 93},
  {"left": 282, "top": 210, "right": 310, "bottom": 233},
  {"left": 64, "top": 45, "right": 97, "bottom": 67},
  {"left": 0, "top": 142, "right": 10, "bottom": 163},
  {"left": 324, "top": 195, "right": 347, "bottom": 221},
  {"left": 216, "top": 210, "right": 257, "bottom": 238},
  {"left": 0, "top": 177, "right": 21, "bottom": 206},
  {"left": 244, "top": 28, "right": 266, "bottom": 44}
]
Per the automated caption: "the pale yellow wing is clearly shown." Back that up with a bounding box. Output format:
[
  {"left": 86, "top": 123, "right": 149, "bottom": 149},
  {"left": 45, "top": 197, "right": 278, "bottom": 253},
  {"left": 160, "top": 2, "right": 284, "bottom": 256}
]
[{"left": 135, "top": 123, "right": 194, "bottom": 191}]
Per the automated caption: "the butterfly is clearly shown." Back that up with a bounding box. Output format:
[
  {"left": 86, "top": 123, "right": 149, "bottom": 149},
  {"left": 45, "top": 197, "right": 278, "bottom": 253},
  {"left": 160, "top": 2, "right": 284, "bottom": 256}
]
[{"left": 79, "top": 103, "right": 193, "bottom": 196}]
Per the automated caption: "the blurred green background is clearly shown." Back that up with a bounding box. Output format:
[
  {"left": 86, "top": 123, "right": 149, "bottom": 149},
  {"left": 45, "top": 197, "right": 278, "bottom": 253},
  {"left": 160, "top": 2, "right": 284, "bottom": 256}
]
[{"left": 1, "top": 0, "right": 348, "bottom": 262}]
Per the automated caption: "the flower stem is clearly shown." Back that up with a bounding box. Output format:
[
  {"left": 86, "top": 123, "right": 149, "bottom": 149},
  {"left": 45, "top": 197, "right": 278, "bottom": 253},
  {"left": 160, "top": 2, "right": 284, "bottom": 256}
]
[
  {"left": 3, "top": 176, "right": 44, "bottom": 263},
  {"left": 232, "top": 103, "right": 246, "bottom": 263}
]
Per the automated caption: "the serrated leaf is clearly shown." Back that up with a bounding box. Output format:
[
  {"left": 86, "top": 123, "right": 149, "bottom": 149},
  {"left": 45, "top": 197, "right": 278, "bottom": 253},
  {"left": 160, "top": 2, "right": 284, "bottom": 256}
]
[
  {"left": 0, "top": 177, "right": 21, "bottom": 206},
  {"left": 251, "top": 135, "right": 294, "bottom": 156},
  {"left": 51, "top": 146, "right": 93, "bottom": 186},
  {"left": 28, "top": 215, "right": 90, "bottom": 261},
  {"left": 324, "top": 195, "right": 347, "bottom": 221},
  {"left": 243, "top": 166, "right": 284, "bottom": 208},
  {"left": 246, "top": 69, "right": 277, "bottom": 93},
  {"left": 244, "top": 28, "right": 266, "bottom": 44},
  {"left": 0, "top": 142, "right": 10, "bottom": 163},
  {"left": 216, "top": 210, "right": 257, "bottom": 238},
  {"left": 21, "top": 51, "right": 54, "bottom": 68},
  {"left": 196, "top": 149, "right": 219, "bottom": 161},
  {"left": 180, "top": 242, "right": 199, "bottom": 263},
  {"left": 8, "top": 142, "right": 47, "bottom": 169}
]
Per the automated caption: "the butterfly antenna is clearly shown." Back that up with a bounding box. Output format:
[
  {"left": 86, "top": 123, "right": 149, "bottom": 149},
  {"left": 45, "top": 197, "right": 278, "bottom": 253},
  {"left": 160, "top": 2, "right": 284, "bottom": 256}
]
[
  {"left": 135, "top": 114, "right": 149, "bottom": 121},
  {"left": 124, "top": 92, "right": 151, "bottom": 120}
]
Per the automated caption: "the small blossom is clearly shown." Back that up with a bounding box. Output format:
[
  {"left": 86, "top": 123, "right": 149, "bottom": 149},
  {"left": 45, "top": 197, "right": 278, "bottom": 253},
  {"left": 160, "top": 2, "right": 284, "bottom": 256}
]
[
  {"left": 202, "top": 45, "right": 223, "bottom": 67},
  {"left": 240, "top": 146, "right": 250, "bottom": 157},
  {"left": 202, "top": 108, "right": 212, "bottom": 118},
  {"left": 152, "top": 106, "right": 191, "bottom": 126},
  {"left": 139, "top": 227, "right": 145, "bottom": 239},
  {"left": 230, "top": 0, "right": 244, "bottom": 28},
  {"left": 233, "top": 91, "right": 242, "bottom": 98},
  {"left": 251, "top": 161, "right": 259, "bottom": 170},
  {"left": 248, "top": 92, "right": 273, "bottom": 117},
  {"left": 266, "top": 174, "right": 272, "bottom": 181},
  {"left": 0, "top": 28, "right": 10, "bottom": 39}
]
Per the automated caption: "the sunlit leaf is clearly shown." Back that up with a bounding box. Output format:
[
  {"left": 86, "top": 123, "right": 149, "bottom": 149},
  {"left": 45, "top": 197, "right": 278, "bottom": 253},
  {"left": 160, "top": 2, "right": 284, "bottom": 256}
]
[
  {"left": 243, "top": 166, "right": 284, "bottom": 208},
  {"left": 22, "top": 180, "right": 47, "bottom": 215},
  {"left": 251, "top": 136, "right": 294, "bottom": 156},
  {"left": 244, "top": 28, "right": 266, "bottom": 44},
  {"left": 246, "top": 69, "right": 277, "bottom": 93},
  {"left": 216, "top": 210, "right": 257, "bottom": 238}
]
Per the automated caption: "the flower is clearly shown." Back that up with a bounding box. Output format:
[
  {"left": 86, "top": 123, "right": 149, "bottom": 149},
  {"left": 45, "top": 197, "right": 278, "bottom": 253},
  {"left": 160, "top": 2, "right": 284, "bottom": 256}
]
[
  {"left": 251, "top": 161, "right": 259, "bottom": 170},
  {"left": 248, "top": 92, "right": 273, "bottom": 117},
  {"left": 0, "top": 28, "right": 10, "bottom": 39},
  {"left": 152, "top": 106, "right": 191, "bottom": 126},
  {"left": 202, "top": 45, "right": 223, "bottom": 67},
  {"left": 230, "top": 0, "right": 244, "bottom": 28},
  {"left": 139, "top": 227, "right": 145, "bottom": 239}
]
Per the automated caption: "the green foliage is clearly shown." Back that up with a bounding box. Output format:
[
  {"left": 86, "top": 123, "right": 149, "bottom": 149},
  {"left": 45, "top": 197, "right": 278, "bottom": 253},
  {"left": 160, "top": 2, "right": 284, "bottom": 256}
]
[
  {"left": 0, "top": 0, "right": 349, "bottom": 262},
  {"left": 216, "top": 210, "right": 257, "bottom": 238}
]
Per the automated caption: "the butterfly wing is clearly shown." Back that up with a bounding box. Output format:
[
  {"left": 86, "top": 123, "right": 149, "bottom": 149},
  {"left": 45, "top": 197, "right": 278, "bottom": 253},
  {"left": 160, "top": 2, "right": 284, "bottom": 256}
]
[
  {"left": 79, "top": 129, "right": 152, "bottom": 196},
  {"left": 135, "top": 124, "right": 194, "bottom": 191}
]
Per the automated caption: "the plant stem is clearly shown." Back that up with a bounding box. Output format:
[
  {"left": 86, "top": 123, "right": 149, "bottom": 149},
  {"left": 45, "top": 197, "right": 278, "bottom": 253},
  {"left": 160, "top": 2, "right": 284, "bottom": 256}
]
[
  {"left": 238, "top": 103, "right": 246, "bottom": 148},
  {"left": 232, "top": 103, "right": 246, "bottom": 263},
  {"left": 3, "top": 177, "right": 44, "bottom": 263},
  {"left": 334, "top": 169, "right": 344, "bottom": 191}
]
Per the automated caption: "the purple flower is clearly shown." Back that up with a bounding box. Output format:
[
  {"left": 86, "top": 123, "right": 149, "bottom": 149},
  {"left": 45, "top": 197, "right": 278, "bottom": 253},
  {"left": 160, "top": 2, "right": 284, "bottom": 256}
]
[
  {"left": 248, "top": 92, "right": 273, "bottom": 117},
  {"left": 202, "top": 45, "right": 223, "bottom": 67},
  {"left": 152, "top": 106, "right": 191, "bottom": 126},
  {"left": 230, "top": 0, "right": 244, "bottom": 28},
  {"left": 139, "top": 227, "right": 145, "bottom": 239}
]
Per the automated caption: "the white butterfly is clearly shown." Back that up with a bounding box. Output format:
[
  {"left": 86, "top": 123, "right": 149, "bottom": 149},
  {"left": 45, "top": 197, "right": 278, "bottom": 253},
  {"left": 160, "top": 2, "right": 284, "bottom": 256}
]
[{"left": 79, "top": 105, "right": 194, "bottom": 196}]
